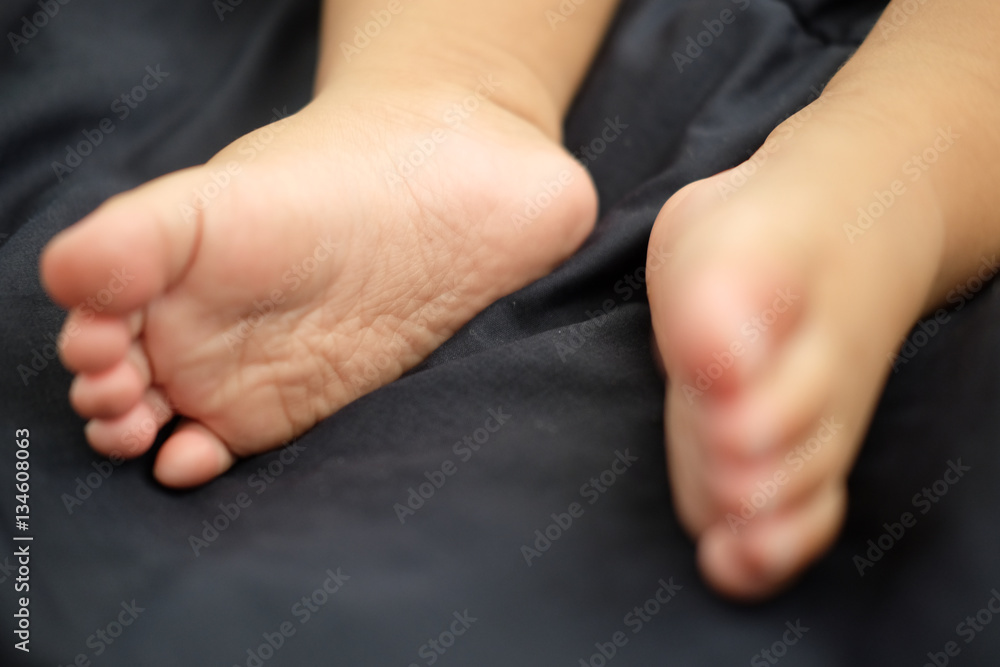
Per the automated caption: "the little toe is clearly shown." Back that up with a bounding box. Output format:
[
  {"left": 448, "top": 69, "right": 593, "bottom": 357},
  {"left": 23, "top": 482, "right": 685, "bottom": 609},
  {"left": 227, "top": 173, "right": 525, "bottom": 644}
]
[
  {"left": 698, "top": 483, "right": 847, "bottom": 601},
  {"left": 665, "top": 385, "right": 719, "bottom": 537},
  {"left": 154, "top": 421, "right": 237, "bottom": 489}
]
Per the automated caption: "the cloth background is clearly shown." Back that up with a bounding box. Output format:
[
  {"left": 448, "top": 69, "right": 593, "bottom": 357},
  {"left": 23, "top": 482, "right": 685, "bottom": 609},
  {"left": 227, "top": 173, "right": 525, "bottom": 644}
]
[{"left": 2, "top": 0, "right": 999, "bottom": 665}]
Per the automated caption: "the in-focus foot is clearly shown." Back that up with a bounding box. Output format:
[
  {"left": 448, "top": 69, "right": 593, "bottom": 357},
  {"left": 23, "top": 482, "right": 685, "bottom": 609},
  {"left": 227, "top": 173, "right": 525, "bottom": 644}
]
[
  {"left": 647, "top": 96, "right": 950, "bottom": 599},
  {"left": 41, "top": 80, "right": 596, "bottom": 488}
]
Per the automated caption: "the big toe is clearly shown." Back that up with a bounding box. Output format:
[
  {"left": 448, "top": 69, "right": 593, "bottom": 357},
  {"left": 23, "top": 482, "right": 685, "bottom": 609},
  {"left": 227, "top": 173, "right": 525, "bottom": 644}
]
[
  {"left": 648, "top": 185, "right": 806, "bottom": 401},
  {"left": 40, "top": 167, "right": 207, "bottom": 314}
]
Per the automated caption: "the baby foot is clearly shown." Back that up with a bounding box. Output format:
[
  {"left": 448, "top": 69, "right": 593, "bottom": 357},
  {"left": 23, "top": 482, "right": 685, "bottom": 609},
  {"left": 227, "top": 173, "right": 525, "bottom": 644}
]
[
  {"left": 647, "top": 98, "right": 951, "bottom": 599},
  {"left": 41, "top": 80, "right": 596, "bottom": 488}
]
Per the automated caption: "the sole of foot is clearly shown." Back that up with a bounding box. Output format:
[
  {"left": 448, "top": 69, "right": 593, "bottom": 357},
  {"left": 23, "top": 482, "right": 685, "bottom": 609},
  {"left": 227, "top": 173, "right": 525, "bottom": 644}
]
[{"left": 41, "top": 85, "right": 598, "bottom": 489}]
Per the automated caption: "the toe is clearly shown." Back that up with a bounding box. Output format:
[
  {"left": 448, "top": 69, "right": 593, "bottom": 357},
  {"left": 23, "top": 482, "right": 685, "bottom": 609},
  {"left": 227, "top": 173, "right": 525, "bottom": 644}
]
[
  {"left": 660, "top": 268, "right": 803, "bottom": 399},
  {"left": 694, "top": 322, "right": 841, "bottom": 462},
  {"left": 697, "top": 321, "right": 834, "bottom": 463},
  {"left": 154, "top": 421, "right": 236, "bottom": 489},
  {"left": 649, "top": 182, "right": 808, "bottom": 404},
  {"left": 69, "top": 342, "right": 152, "bottom": 419},
  {"left": 84, "top": 388, "right": 174, "bottom": 459},
  {"left": 698, "top": 483, "right": 846, "bottom": 601},
  {"left": 702, "top": 330, "right": 854, "bottom": 516},
  {"left": 40, "top": 167, "right": 205, "bottom": 314},
  {"left": 665, "top": 385, "right": 718, "bottom": 537},
  {"left": 59, "top": 312, "right": 134, "bottom": 374}
]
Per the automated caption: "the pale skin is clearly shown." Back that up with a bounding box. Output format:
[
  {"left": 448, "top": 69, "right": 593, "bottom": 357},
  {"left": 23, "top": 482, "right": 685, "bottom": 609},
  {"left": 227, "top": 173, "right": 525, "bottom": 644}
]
[{"left": 39, "top": 0, "right": 1000, "bottom": 600}]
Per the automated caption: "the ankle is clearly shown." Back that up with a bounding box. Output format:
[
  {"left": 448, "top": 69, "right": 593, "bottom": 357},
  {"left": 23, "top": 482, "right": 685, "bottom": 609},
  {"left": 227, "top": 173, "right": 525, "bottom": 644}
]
[
  {"left": 822, "top": 51, "right": 1000, "bottom": 253},
  {"left": 315, "top": 33, "right": 564, "bottom": 142}
]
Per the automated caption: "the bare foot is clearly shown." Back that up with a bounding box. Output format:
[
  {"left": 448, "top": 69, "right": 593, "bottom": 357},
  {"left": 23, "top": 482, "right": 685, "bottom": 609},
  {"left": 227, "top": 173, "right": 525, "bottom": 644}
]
[
  {"left": 40, "top": 78, "right": 596, "bottom": 488},
  {"left": 647, "top": 95, "right": 957, "bottom": 599}
]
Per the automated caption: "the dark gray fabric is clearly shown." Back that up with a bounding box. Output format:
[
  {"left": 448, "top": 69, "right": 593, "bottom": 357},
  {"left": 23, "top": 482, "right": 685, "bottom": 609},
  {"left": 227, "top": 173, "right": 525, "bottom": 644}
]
[{"left": 2, "top": 0, "right": 999, "bottom": 665}]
